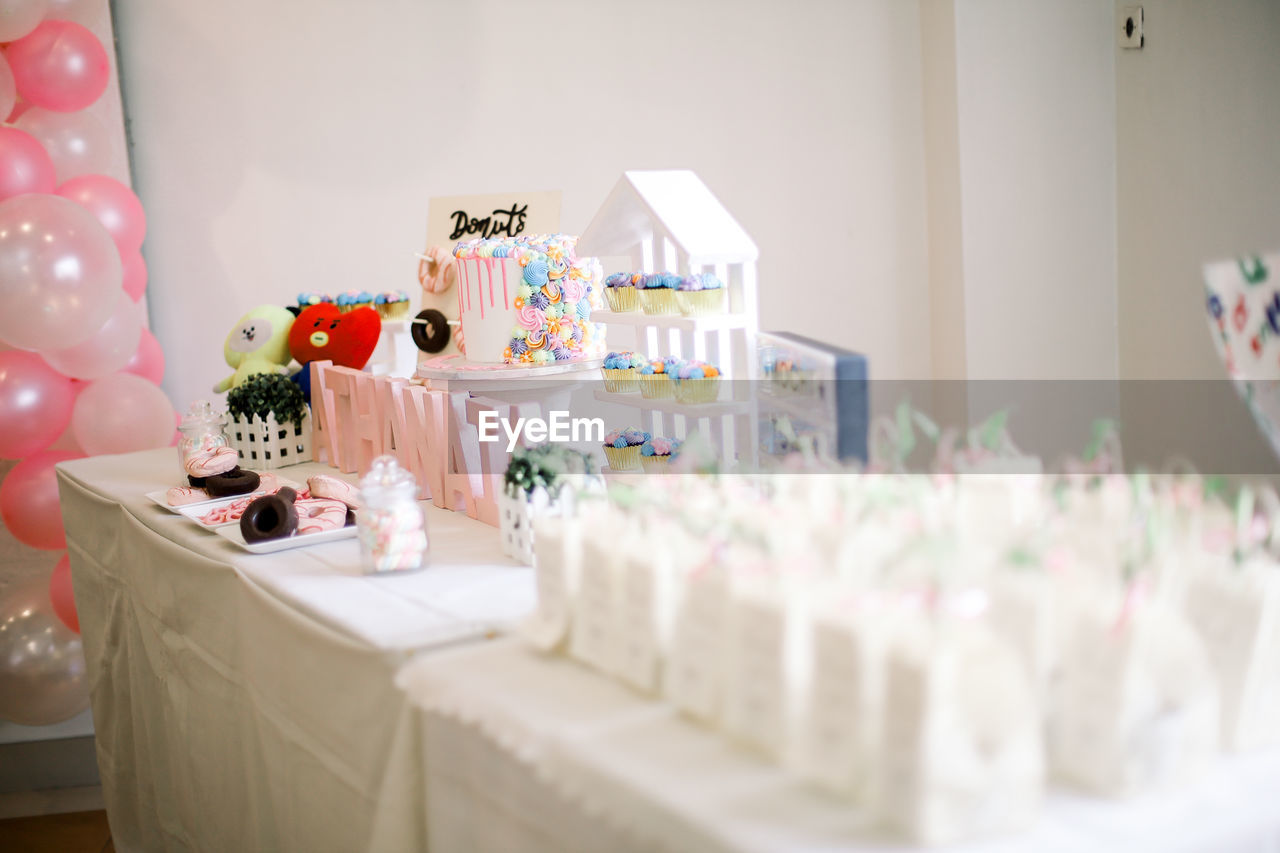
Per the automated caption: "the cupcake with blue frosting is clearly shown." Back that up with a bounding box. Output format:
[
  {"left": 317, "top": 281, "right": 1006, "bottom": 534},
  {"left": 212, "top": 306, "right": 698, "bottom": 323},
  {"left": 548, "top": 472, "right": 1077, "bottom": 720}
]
[
  {"left": 602, "top": 350, "right": 646, "bottom": 393},
  {"left": 603, "top": 426, "right": 650, "bottom": 471},
  {"left": 638, "top": 356, "right": 680, "bottom": 399},
  {"left": 376, "top": 290, "right": 411, "bottom": 320},
  {"left": 671, "top": 359, "right": 722, "bottom": 405},
  {"left": 296, "top": 291, "right": 332, "bottom": 311},
  {"left": 676, "top": 273, "right": 726, "bottom": 316},
  {"left": 604, "top": 271, "right": 642, "bottom": 313},
  {"left": 639, "top": 272, "right": 681, "bottom": 315},
  {"left": 640, "top": 436, "right": 680, "bottom": 473}
]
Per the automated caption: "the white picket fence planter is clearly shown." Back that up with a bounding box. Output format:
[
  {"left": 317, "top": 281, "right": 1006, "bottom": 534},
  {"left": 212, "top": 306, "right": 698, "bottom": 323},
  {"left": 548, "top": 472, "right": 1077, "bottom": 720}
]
[
  {"left": 228, "top": 408, "right": 312, "bottom": 469},
  {"left": 499, "top": 487, "right": 555, "bottom": 565},
  {"left": 500, "top": 480, "right": 603, "bottom": 565}
]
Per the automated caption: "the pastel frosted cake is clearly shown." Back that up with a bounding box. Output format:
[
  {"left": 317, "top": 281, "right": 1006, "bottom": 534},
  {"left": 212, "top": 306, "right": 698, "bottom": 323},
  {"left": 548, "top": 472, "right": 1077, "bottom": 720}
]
[{"left": 452, "top": 234, "right": 605, "bottom": 365}]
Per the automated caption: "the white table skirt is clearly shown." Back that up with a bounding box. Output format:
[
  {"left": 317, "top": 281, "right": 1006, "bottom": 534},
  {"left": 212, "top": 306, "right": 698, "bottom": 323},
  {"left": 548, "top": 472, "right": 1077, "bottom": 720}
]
[
  {"left": 397, "top": 638, "right": 1280, "bottom": 853},
  {"left": 56, "top": 448, "right": 534, "bottom": 853}
]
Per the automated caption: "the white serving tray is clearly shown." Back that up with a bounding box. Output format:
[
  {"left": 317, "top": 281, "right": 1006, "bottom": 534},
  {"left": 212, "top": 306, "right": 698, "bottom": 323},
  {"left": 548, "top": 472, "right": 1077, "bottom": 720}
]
[
  {"left": 213, "top": 519, "right": 357, "bottom": 554},
  {"left": 145, "top": 476, "right": 301, "bottom": 516},
  {"left": 174, "top": 484, "right": 304, "bottom": 529}
]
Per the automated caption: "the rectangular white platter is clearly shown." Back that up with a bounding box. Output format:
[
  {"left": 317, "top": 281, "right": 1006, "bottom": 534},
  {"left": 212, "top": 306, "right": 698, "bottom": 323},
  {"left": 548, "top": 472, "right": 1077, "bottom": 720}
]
[
  {"left": 144, "top": 476, "right": 301, "bottom": 518},
  {"left": 213, "top": 519, "right": 357, "bottom": 554}
]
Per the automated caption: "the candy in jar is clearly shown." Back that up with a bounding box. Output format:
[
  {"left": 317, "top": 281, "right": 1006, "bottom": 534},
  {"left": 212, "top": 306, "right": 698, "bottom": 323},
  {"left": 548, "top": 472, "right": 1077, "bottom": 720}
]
[
  {"left": 357, "top": 456, "right": 428, "bottom": 573},
  {"left": 177, "top": 400, "right": 230, "bottom": 476}
]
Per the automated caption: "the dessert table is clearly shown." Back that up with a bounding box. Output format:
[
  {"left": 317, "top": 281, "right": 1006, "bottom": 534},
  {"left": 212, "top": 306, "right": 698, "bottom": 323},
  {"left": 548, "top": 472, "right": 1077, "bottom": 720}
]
[
  {"left": 396, "top": 638, "right": 1280, "bottom": 853},
  {"left": 55, "top": 448, "right": 534, "bottom": 853}
]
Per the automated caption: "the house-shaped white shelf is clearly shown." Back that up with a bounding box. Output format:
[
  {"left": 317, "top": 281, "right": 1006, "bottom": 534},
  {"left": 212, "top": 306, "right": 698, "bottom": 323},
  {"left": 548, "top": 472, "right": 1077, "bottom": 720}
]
[{"left": 578, "top": 170, "right": 761, "bottom": 468}]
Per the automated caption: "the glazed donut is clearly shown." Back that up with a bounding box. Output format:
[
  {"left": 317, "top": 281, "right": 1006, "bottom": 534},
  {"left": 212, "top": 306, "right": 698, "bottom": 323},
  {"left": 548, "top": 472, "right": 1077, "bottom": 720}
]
[
  {"left": 295, "top": 498, "right": 349, "bottom": 535},
  {"left": 205, "top": 467, "right": 261, "bottom": 497},
  {"left": 166, "top": 486, "right": 209, "bottom": 506},
  {"left": 185, "top": 443, "right": 239, "bottom": 479},
  {"left": 240, "top": 492, "right": 299, "bottom": 542},
  {"left": 307, "top": 475, "right": 361, "bottom": 509},
  {"left": 411, "top": 309, "right": 451, "bottom": 354}
]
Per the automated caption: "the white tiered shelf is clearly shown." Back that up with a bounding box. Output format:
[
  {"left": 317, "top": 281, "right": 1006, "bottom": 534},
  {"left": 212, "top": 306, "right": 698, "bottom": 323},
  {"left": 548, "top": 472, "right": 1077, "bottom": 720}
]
[
  {"left": 579, "top": 170, "right": 762, "bottom": 469},
  {"left": 593, "top": 388, "right": 752, "bottom": 418},
  {"left": 591, "top": 310, "right": 752, "bottom": 333}
]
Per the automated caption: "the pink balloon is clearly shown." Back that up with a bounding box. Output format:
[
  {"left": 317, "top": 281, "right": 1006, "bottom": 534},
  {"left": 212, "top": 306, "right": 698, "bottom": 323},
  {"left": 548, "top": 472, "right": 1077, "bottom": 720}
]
[
  {"left": 39, "top": 292, "right": 141, "bottom": 380},
  {"left": 7, "top": 98, "right": 31, "bottom": 122},
  {"left": 0, "top": 449, "right": 81, "bottom": 550},
  {"left": 0, "top": 0, "right": 48, "bottom": 42},
  {"left": 121, "top": 326, "right": 164, "bottom": 385},
  {"left": 0, "top": 350, "right": 75, "bottom": 458},
  {"left": 0, "top": 193, "right": 122, "bottom": 351},
  {"left": 0, "top": 54, "right": 16, "bottom": 126},
  {"left": 72, "top": 372, "right": 174, "bottom": 456},
  {"left": 14, "top": 107, "right": 115, "bottom": 184},
  {"left": 121, "top": 246, "right": 148, "bottom": 301},
  {"left": 6, "top": 20, "right": 109, "bottom": 113},
  {"left": 49, "top": 553, "right": 79, "bottom": 634},
  {"left": 0, "top": 125, "right": 57, "bottom": 201},
  {"left": 56, "top": 174, "right": 145, "bottom": 255}
]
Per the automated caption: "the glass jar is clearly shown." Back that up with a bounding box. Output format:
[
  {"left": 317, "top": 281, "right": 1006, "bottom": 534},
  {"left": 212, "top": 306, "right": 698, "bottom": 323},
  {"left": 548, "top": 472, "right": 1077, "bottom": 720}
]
[
  {"left": 177, "top": 400, "right": 230, "bottom": 476},
  {"left": 357, "top": 456, "right": 428, "bottom": 573}
]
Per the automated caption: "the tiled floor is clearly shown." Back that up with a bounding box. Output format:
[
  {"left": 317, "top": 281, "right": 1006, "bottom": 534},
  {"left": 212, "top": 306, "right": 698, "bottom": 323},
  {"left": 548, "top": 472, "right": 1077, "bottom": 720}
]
[{"left": 0, "top": 810, "right": 114, "bottom": 852}]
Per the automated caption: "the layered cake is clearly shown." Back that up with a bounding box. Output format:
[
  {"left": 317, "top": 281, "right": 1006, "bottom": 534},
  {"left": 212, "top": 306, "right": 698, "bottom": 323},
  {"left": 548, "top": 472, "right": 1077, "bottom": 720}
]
[{"left": 451, "top": 234, "right": 605, "bottom": 365}]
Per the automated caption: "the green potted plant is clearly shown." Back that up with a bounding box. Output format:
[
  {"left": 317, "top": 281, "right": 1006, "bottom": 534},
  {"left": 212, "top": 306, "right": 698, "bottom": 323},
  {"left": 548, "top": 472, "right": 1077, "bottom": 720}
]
[{"left": 225, "top": 374, "right": 312, "bottom": 469}]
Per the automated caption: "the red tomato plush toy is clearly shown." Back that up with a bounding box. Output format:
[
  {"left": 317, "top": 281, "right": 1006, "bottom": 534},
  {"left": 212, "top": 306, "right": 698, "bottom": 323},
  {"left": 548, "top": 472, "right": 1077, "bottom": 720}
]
[{"left": 289, "top": 304, "right": 381, "bottom": 368}]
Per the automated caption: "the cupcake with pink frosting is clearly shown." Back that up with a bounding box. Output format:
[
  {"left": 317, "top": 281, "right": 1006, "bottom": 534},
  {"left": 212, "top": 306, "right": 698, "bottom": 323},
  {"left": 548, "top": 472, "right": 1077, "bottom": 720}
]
[
  {"left": 603, "top": 426, "right": 650, "bottom": 471},
  {"left": 640, "top": 436, "right": 680, "bottom": 473}
]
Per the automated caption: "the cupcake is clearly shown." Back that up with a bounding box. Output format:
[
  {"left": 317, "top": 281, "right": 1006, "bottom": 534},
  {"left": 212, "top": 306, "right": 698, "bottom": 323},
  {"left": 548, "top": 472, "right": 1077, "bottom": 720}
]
[
  {"left": 640, "top": 436, "right": 680, "bottom": 473},
  {"left": 604, "top": 271, "right": 641, "bottom": 313},
  {"left": 672, "top": 360, "right": 722, "bottom": 404},
  {"left": 376, "top": 290, "right": 411, "bottom": 320},
  {"left": 603, "top": 427, "right": 650, "bottom": 471},
  {"left": 676, "top": 273, "right": 727, "bottom": 316},
  {"left": 602, "top": 350, "right": 646, "bottom": 393},
  {"left": 639, "top": 272, "right": 681, "bottom": 315},
  {"left": 638, "top": 357, "right": 678, "bottom": 399},
  {"left": 296, "top": 291, "right": 332, "bottom": 311},
  {"left": 354, "top": 290, "right": 375, "bottom": 312}
]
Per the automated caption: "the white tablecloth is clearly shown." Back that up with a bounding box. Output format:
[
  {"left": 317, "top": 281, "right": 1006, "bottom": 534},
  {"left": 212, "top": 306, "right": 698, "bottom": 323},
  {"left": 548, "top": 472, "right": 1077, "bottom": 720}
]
[
  {"left": 56, "top": 448, "right": 534, "bottom": 853},
  {"left": 397, "top": 638, "right": 1280, "bottom": 853}
]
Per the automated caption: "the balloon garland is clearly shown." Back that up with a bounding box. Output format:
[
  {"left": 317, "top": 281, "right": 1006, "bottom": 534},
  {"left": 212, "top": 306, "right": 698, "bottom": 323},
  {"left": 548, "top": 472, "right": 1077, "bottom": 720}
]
[{"left": 0, "top": 2, "right": 172, "bottom": 726}]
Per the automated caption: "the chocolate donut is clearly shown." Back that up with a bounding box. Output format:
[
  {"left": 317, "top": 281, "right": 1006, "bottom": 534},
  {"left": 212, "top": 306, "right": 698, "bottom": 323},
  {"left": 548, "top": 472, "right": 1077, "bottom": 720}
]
[
  {"left": 411, "top": 309, "right": 450, "bottom": 354},
  {"left": 188, "top": 474, "right": 207, "bottom": 488},
  {"left": 240, "top": 492, "right": 298, "bottom": 543},
  {"left": 205, "top": 467, "right": 261, "bottom": 497}
]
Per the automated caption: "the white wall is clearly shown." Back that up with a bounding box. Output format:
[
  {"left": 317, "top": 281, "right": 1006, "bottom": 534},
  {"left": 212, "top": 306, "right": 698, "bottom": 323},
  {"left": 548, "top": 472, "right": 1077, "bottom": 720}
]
[
  {"left": 111, "top": 0, "right": 932, "bottom": 403},
  {"left": 951, "top": 0, "right": 1119, "bottom": 380},
  {"left": 1116, "top": 0, "right": 1280, "bottom": 380}
]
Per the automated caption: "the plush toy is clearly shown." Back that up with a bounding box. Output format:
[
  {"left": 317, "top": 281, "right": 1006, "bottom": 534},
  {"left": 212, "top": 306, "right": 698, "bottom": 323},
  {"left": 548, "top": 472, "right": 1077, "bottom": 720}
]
[
  {"left": 288, "top": 304, "right": 381, "bottom": 401},
  {"left": 214, "top": 305, "right": 297, "bottom": 393}
]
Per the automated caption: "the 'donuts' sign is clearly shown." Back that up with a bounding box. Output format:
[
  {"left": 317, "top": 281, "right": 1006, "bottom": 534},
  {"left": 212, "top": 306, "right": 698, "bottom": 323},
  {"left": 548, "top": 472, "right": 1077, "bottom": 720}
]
[{"left": 424, "top": 190, "right": 561, "bottom": 252}]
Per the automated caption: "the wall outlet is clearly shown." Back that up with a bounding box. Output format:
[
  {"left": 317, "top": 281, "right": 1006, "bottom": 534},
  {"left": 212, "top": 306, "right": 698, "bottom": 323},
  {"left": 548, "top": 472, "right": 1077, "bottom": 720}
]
[{"left": 1120, "top": 5, "right": 1144, "bottom": 49}]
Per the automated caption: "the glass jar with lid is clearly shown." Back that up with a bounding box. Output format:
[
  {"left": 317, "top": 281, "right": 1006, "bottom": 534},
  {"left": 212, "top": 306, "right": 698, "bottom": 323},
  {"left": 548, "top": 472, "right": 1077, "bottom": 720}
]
[
  {"left": 177, "top": 400, "right": 231, "bottom": 476},
  {"left": 357, "top": 456, "right": 428, "bottom": 573}
]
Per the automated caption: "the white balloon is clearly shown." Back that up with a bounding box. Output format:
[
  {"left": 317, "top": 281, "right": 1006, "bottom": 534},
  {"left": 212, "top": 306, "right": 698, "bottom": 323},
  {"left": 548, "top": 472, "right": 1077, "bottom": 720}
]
[
  {"left": 40, "top": 292, "right": 142, "bottom": 379},
  {"left": 0, "top": 193, "right": 123, "bottom": 351},
  {"left": 14, "top": 107, "right": 116, "bottom": 183},
  {"left": 43, "top": 0, "right": 104, "bottom": 25},
  {"left": 0, "top": 569, "right": 89, "bottom": 727},
  {"left": 0, "top": 0, "right": 47, "bottom": 43}
]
